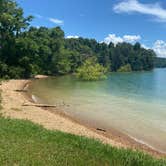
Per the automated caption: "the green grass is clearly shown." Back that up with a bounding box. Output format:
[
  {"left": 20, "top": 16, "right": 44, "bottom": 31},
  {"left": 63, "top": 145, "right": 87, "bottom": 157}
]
[
  {"left": 0, "top": 82, "right": 2, "bottom": 112},
  {"left": 0, "top": 117, "right": 165, "bottom": 166}
]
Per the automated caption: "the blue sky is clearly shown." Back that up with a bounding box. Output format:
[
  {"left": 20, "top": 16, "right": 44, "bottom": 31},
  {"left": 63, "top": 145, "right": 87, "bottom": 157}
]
[{"left": 16, "top": 0, "right": 166, "bottom": 57}]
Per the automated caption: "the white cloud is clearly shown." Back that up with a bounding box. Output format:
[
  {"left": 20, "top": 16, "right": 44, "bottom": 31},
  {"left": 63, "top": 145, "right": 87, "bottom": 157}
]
[
  {"left": 103, "top": 34, "right": 141, "bottom": 45},
  {"left": 141, "top": 44, "right": 150, "bottom": 50},
  {"left": 36, "top": 26, "right": 40, "bottom": 29},
  {"left": 34, "top": 14, "right": 43, "bottom": 19},
  {"left": 104, "top": 34, "right": 123, "bottom": 45},
  {"left": 123, "top": 35, "right": 141, "bottom": 43},
  {"left": 34, "top": 14, "right": 64, "bottom": 25},
  {"left": 49, "top": 18, "right": 64, "bottom": 25},
  {"left": 153, "top": 40, "right": 166, "bottom": 58},
  {"left": 113, "top": 0, "right": 166, "bottom": 22},
  {"left": 66, "top": 35, "right": 79, "bottom": 39},
  {"left": 104, "top": 33, "right": 166, "bottom": 57},
  {"left": 141, "top": 41, "right": 166, "bottom": 58}
]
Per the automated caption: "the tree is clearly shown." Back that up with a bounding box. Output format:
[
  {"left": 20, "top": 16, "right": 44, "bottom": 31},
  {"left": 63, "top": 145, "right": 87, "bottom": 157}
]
[
  {"left": 117, "top": 64, "right": 132, "bottom": 72},
  {"left": 76, "top": 57, "right": 107, "bottom": 81},
  {"left": 0, "top": 0, "right": 33, "bottom": 64}
]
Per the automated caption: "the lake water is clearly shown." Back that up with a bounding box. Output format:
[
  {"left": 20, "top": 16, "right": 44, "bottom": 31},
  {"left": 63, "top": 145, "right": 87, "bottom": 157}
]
[{"left": 28, "top": 68, "right": 166, "bottom": 153}]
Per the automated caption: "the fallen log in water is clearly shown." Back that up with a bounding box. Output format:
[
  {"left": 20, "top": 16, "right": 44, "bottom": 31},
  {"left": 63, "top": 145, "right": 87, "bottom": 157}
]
[{"left": 22, "top": 103, "right": 57, "bottom": 107}]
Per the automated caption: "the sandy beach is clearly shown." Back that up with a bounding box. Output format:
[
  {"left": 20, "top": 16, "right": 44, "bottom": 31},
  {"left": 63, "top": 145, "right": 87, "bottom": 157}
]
[{"left": 0, "top": 79, "right": 165, "bottom": 158}]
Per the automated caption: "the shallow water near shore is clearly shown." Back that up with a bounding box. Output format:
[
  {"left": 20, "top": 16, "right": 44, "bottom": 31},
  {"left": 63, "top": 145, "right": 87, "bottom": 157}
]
[{"left": 28, "top": 68, "right": 166, "bottom": 153}]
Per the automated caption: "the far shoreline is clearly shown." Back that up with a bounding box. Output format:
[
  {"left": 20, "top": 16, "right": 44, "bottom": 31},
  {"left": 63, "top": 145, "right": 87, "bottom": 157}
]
[{"left": 0, "top": 77, "right": 166, "bottom": 158}]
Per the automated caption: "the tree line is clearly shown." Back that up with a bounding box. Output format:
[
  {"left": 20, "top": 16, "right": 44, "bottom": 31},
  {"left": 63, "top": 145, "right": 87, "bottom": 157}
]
[
  {"left": 0, "top": 0, "right": 156, "bottom": 79},
  {"left": 154, "top": 57, "right": 166, "bottom": 68}
]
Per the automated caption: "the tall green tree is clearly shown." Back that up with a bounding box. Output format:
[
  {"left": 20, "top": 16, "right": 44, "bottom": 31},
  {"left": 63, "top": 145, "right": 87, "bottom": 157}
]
[{"left": 0, "top": 0, "right": 32, "bottom": 64}]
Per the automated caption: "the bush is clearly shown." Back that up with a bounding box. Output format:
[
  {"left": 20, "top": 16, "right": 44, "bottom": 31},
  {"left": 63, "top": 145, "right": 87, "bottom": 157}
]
[
  {"left": 0, "top": 62, "right": 8, "bottom": 77},
  {"left": 8, "top": 66, "right": 25, "bottom": 79},
  {"left": 76, "top": 57, "right": 107, "bottom": 81},
  {"left": 117, "top": 64, "right": 132, "bottom": 72}
]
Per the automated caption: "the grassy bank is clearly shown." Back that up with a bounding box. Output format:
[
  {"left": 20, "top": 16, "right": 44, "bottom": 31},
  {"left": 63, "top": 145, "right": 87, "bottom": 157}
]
[
  {"left": 0, "top": 117, "right": 165, "bottom": 166},
  {"left": 0, "top": 81, "right": 2, "bottom": 112}
]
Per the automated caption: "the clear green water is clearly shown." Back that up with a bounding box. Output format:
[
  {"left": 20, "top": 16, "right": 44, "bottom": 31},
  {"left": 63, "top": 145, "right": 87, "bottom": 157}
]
[{"left": 29, "top": 68, "right": 166, "bottom": 153}]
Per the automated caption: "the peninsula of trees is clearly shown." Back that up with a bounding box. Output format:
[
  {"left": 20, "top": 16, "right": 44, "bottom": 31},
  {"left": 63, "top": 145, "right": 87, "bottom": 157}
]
[{"left": 0, "top": 0, "right": 156, "bottom": 79}]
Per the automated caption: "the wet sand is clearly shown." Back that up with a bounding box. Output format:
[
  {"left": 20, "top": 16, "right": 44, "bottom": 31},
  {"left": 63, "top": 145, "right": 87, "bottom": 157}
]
[{"left": 0, "top": 79, "right": 165, "bottom": 158}]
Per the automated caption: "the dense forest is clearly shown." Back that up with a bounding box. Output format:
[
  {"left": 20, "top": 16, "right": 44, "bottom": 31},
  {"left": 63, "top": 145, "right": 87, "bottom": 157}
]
[
  {"left": 154, "top": 57, "right": 166, "bottom": 68},
  {"left": 0, "top": 0, "right": 156, "bottom": 79}
]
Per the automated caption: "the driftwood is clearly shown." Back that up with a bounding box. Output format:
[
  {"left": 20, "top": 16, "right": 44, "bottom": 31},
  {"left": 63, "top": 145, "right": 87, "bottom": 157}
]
[
  {"left": 96, "top": 128, "right": 106, "bottom": 132},
  {"left": 22, "top": 103, "right": 57, "bottom": 107},
  {"left": 15, "top": 89, "right": 28, "bottom": 92},
  {"left": 34, "top": 75, "right": 48, "bottom": 79}
]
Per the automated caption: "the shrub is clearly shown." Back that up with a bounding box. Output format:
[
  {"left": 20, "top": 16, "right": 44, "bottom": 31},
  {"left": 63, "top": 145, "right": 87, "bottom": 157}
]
[
  {"left": 76, "top": 57, "right": 107, "bottom": 81},
  {"left": 117, "top": 64, "right": 132, "bottom": 72}
]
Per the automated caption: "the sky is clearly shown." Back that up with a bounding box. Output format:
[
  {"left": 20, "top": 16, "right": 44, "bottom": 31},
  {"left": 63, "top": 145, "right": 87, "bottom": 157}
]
[{"left": 16, "top": 0, "right": 166, "bottom": 57}]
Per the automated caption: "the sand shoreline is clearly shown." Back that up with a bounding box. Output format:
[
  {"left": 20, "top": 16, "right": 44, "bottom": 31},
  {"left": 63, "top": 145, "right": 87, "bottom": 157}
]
[{"left": 0, "top": 79, "right": 165, "bottom": 158}]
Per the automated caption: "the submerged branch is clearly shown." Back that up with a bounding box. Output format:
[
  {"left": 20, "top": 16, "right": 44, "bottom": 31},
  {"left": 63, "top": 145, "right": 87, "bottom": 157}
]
[{"left": 22, "top": 103, "right": 57, "bottom": 107}]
